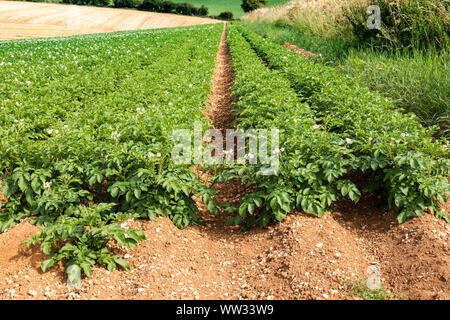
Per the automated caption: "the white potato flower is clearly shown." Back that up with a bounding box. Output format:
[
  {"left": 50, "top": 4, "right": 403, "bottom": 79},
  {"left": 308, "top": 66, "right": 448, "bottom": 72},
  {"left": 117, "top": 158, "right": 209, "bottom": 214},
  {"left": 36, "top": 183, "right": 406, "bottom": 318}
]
[{"left": 111, "top": 131, "right": 121, "bottom": 139}]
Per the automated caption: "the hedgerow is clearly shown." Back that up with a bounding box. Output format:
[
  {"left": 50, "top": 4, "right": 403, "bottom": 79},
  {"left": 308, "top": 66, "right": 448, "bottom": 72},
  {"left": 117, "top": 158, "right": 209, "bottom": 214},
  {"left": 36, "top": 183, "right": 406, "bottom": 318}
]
[
  {"left": 138, "top": 0, "right": 209, "bottom": 16},
  {"left": 234, "top": 24, "right": 450, "bottom": 223},
  {"left": 0, "top": 25, "right": 222, "bottom": 282},
  {"left": 56, "top": 0, "right": 210, "bottom": 17}
]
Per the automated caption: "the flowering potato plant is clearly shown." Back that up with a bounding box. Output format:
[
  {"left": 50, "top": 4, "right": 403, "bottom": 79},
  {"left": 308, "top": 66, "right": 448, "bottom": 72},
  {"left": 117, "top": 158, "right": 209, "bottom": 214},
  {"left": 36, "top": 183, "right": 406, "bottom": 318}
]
[
  {"left": 0, "top": 24, "right": 223, "bottom": 281},
  {"left": 230, "top": 24, "right": 449, "bottom": 223},
  {"left": 220, "top": 26, "right": 362, "bottom": 229}
]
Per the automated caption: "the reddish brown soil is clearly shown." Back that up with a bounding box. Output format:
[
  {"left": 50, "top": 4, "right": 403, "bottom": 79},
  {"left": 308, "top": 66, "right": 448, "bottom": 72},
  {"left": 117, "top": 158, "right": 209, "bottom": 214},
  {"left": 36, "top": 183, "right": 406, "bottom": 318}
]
[
  {"left": 283, "top": 42, "right": 317, "bottom": 59},
  {"left": 1, "top": 196, "right": 447, "bottom": 300},
  {"left": 0, "top": 25, "right": 448, "bottom": 300},
  {"left": 205, "top": 25, "right": 236, "bottom": 132}
]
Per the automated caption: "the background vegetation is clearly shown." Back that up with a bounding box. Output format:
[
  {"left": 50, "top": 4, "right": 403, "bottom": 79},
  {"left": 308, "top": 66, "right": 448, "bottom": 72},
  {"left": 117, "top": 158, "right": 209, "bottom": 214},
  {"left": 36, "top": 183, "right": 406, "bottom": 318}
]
[
  {"left": 243, "top": 0, "right": 449, "bottom": 50},
  {"left": 171, "top": 0, "right": 290, "bottom": 17},
  {"left": 137, "top": 0, "right": 209, "bottom": 17},
  {"left": 242, "top": 0, "right": 449, "bottom": 138},
  {"left": 18, "top": 0, "right": 292, "bottom": 18},
  {"left": 241, "top": 0, "right": 268, "bottom": 13}
]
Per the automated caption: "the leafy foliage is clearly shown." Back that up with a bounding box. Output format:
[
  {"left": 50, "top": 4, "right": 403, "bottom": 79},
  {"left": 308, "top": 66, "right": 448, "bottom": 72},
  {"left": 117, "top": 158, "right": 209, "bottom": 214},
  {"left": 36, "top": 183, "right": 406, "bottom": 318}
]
[
  {"left": 221, "top": 25, "right": 362, "bottom": 229},
  {"left": 0, "top": 24, "right": 222, "bottom": 281},
  {"left": 243, "top": 22, "right": 450, "bottom": 139},
  {"left": 59, "top": 0, "right": 210, "bottom": 16},
  {"left": 138, "top": 0, "right": 209, "bottom": 16},
  {"left": 241, "top": 0, "right": 267, "bottom": 13},
  {"left": 225, "top": 24, "right": 449, "bottom": 226},
  {"left": 345, "top": 277, "right": 404, "bottom": 300}
]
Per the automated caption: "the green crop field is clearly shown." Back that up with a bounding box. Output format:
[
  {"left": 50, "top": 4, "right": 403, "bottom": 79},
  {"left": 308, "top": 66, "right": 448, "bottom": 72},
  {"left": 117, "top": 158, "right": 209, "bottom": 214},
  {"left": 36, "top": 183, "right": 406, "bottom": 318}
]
[
  {"left": 0, "top": 24, "right": 223, "bottom": 281},
  {"left": 1, "top": 22, "right": 448, "bottom": 283},
  {"left": 223, "top": 24, "right": 449, "bottom": 228},
  {"left": 0, "top": 0, "right": 448, "bottom": 301},
  {"left": 0, "top": 1, "right": 449, "bottom": 292},
  {"left": 172, "top": 0, "right": 291, "bottom": 17}
]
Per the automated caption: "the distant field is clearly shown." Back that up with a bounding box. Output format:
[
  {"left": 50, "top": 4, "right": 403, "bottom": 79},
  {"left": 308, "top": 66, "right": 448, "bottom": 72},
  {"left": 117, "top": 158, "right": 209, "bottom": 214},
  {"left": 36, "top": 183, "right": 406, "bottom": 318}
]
[
  {"left": 0, "top": 1, "right": 218, "bottom": 40},
  {"left": 172, "top": 0, "right": 291, "bottom": 18}
]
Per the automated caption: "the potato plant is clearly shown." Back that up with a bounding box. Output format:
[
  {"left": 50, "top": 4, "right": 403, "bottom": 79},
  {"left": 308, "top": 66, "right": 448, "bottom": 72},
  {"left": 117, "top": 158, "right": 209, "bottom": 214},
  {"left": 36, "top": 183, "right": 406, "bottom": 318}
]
[
  {"left": 0, "top": 25, "right": 223, "bottom": 281},
  {"left": 220, "top": 26, "right": 363, "bottom": 229},
  {"left": 0, "top": 22, "right": 448, "bottom": 282},
  {"left": 230, "top": 24, "right": 449, "bottom": 223}
]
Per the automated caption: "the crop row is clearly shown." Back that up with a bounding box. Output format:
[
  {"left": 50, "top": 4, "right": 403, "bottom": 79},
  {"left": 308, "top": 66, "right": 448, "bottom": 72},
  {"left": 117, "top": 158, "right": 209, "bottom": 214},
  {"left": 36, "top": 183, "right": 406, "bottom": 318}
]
[
  {"left": 0, "top": 24, "right": 223, "bottom": 281},
  {"left": 229, "top": 24, "right": 449, "bottom": 224},
  {"left": 221, "top": 26, "right": 365, "bottom": 229}
]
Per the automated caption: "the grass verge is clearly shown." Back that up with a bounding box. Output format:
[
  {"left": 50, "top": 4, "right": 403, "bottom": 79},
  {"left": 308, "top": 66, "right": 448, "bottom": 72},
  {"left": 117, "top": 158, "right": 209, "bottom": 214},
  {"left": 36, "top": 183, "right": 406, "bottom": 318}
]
[{"left": 244, "top": 22, "right": 449, "bottom": 139}]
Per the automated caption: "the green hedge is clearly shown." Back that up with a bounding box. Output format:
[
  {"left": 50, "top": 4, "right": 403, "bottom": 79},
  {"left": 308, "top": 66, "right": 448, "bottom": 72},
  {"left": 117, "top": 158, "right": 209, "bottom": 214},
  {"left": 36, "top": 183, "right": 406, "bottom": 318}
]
[
  {"left": 138, "top": 0, "right": 209, "bottom": 16},
  {"left": 342, "top": 0, "right": 449, "bottom": 50},
  {"left": 56, "top": 0, "right": 210, "bottom": 17},
  {"left": 0, "top": 25, "right": 222, "bottom": 281}
]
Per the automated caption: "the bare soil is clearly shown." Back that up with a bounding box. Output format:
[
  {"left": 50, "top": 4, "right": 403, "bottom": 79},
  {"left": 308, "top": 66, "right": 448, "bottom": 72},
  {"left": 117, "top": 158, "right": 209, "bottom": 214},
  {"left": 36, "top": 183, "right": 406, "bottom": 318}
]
[
  {"left": 0, "top": 1, "right": 219, "bottom": 40},
  {"left": 0, "top": 197, "right": 448, "bottom": 300},
  {"left": 283, "top": 42, "right": 317, "bottom": 59},
  {"left": 0, "top": 24, "right": 448, "bottom": 301}
]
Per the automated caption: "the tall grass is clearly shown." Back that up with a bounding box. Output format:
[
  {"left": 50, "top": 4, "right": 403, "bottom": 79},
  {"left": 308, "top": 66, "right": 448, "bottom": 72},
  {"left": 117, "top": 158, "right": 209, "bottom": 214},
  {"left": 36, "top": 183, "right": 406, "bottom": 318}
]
[
  {"left": 243, "top": 0, "right": 450, "bottom": 51},
  {"left": 243, "top": 0, "right": 347, "bottom": 38},
  {"left": 242, "top": 1, "right": 449, "bottom": 137},
  {"left": 342, "top": 49, "right": 449, "bottom": 137},
  {"left": 342, "top": 0, "right": 450, "bottom": 50},
  {"left": 244, "top": 22, "right": 450, "bottom": 139}
]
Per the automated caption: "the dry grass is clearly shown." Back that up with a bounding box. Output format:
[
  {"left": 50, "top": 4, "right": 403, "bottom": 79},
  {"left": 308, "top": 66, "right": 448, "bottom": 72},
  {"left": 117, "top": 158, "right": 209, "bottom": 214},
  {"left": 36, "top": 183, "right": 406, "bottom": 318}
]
[
  {"left": 243, "top": 0, "right": 449, "bottom": 48},
  {"left": 242, "top": 0, "right": 347, "bottom": 38}
]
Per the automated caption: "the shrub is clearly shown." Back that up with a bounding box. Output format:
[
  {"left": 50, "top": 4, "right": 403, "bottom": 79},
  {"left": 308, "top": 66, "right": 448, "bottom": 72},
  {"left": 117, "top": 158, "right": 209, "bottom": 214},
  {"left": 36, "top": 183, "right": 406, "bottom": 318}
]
[
  {"left": 160, "top": 0, "right": 176, "bottom": 12},
  {"left": 113, "top": 0, "right": 136, "bottom": 8},
  {"left": 198, "top": 5, "right": 209, "bottom": 17},
  {"left": 138, "top": 0, "right": 209, "bottom": 16},
  {"left": 241, "top": 0, "right": 268, "bottom": 13},
  {"left": 224, "top": 25, "right": 361, "bottom": 228},
  {"left": 235, "top": 25, "right": 449, "bottom": 224},
  {"left": 138, "top": 0, "right": 162, "bottom": 11},
  {"left": 61, "top": 0, "right": 89, "bottom": 4},
  {"left": 218, "top": 11, "right": 234, "bottom": 21}
]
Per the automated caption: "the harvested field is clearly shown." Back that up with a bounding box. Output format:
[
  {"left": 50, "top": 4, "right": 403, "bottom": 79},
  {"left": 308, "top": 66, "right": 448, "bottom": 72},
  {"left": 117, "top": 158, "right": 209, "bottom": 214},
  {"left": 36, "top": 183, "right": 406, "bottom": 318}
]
[{"left": 0, "top": 1, "right": 218, "bottom": 40}]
